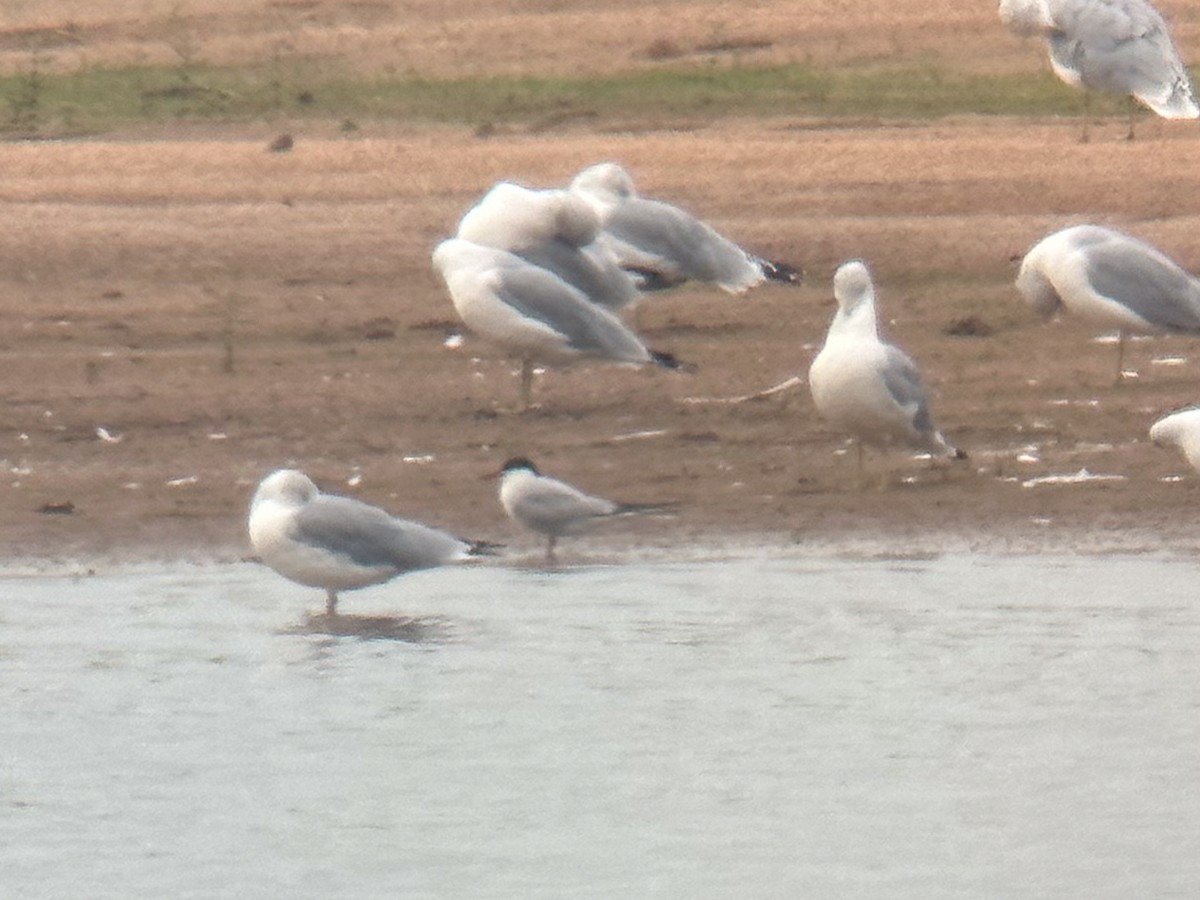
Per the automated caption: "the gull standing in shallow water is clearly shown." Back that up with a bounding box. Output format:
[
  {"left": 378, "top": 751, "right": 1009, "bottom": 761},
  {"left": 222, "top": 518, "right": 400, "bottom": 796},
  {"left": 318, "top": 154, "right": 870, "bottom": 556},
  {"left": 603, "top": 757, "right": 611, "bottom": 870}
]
[
  {"left": 568, "top": 162, "right": 802, "bottom": 294},
  {"left": 248, "top": 469, "right": 496, "bottom": 616},
  {"left": 432, "top": 237, "right": 684, "bottom": 411},
  {"left": 455, "top": 181, "right": 641, "bottom": 312},
  {"left": 497, "top": 457, "right": 677, "bottom": 564},
  {"left": 998, "top": 0, "right": 1199, "bottom": 139},
  {"left": 808, "top": 260, "right": 964, "bottom": 486},
  {"left": 1014, "top": 224, "right": 1200, "bottom": 381},
  {"left": 1149, "top": 407, "right": 1200, "bottom": 473}
]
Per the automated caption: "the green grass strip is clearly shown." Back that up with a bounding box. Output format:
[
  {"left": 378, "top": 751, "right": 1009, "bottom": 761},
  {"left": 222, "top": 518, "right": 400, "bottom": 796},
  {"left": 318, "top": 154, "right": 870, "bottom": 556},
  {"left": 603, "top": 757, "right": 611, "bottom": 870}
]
[{"left": 0, "top": 60, "right": 1136, "bottom": 136}]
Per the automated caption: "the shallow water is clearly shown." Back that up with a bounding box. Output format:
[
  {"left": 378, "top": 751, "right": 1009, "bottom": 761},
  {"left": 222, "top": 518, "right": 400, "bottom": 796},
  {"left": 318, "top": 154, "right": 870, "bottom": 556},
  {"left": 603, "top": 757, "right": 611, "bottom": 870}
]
[{"left": 2, "top": 552, "right": 1198, "bottom": 899}]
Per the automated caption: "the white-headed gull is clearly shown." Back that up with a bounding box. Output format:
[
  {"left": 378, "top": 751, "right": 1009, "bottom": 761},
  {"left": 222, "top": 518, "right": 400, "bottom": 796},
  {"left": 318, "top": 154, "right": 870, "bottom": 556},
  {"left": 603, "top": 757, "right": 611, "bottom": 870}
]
[
  {"left": 569, "top": 162, "right": 802, "bottom": 294},
  {"left": 248, "top": 469, "right": 496, "bottom": 615},
  {"left": 432, "top": 237, "right": 684, "bottom": 410},
  {"left": 1150, "top": 407, "right": 1200, "bottom": 472},
  {"left": 808, "top": 260, "right": 963, "bottom": 484},
  {"left": 999, "top": 0, "right": 1198, "bottom": 138},
  {"left": 1014, "top": 223, "right": 1200, "bottom": 380},
  {"left": 455, "top": 180, "right": 640, "bottom": 312}
]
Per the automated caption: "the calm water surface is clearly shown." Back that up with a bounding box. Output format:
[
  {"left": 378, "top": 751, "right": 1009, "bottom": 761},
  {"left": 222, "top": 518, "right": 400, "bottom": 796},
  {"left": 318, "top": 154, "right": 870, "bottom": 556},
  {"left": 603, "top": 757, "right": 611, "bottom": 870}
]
[{"left": 2, "top": 552, "right": 1198, "bottom": 899}]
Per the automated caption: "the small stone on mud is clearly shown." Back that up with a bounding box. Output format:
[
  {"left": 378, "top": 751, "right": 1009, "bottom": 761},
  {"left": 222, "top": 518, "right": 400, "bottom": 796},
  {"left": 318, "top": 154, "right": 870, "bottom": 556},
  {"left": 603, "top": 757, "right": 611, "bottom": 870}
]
[{"left": 943, "top": 316, "right": 993, "bottom": 337}]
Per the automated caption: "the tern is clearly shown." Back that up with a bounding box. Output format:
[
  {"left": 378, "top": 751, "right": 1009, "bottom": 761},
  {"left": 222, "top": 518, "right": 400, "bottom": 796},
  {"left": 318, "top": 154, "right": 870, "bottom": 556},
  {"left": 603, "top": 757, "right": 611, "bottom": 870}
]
[{"left": 497, "top": 457, "right": 677, "bottom": 563}]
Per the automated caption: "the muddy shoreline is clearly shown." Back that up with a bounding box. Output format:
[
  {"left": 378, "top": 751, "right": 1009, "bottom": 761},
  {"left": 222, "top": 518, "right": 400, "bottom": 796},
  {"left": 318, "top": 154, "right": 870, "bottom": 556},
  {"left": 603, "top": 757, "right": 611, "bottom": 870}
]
[{"left": 3, "top": 118, "right": 1200, "bottom": 563}]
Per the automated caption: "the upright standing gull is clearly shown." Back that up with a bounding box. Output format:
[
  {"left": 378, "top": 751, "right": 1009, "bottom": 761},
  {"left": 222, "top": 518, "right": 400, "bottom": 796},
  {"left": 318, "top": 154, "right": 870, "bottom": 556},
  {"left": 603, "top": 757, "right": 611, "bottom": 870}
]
[
  {"left": 569, "top": 162, "right": 802, "bottom": 294},
  {"left": 998, "top": 0, "right": 1198, "bottom": 138},
  {"left": 248, "top": 469, "right": 495, "bottom": 616},
  {"left": 1013, "top": 224, "right": 1200, "bottom": 381},
  {"left": 455, "top": 181, "right": 641, "bottom": 312},
  {"left": 432, "top": 237, "right": 684, "bottom": 410},
  {"left": 497, "top": 457, "right": 676, "bottom": 564},
  {"left": 808, "top": 260, "right": 963, "bottom": 485}
]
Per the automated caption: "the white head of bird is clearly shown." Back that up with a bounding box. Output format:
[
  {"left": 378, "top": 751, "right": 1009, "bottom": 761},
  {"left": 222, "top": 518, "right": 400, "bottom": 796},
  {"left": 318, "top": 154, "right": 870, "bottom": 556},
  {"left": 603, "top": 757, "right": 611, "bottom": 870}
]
[
  {"left": 251, "top": 468, "right": 317, "bottom": 511},
  {"left": 457, "top": 182, "right": 601, "bottom": 250},
  {"left": 569, "top": 162, "right": 637, "bottom": 213},
  {"left": 1013, "top": 245, "right": 1063, "bottom": 319},
  {"left": 997, "top": 0, "right": 1053, "bottom": 37},
  {"left": 829, "top": 259, "right": 879, "bottom": 337},
  {"left": 1149, "top": 408, "right": 1200, "bottom": 471}
]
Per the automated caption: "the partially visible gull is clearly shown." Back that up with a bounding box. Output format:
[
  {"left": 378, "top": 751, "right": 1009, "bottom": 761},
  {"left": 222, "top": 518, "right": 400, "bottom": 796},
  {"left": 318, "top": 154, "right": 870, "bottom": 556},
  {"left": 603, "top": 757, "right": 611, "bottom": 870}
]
[
  {"left": 808, "top": 260, "right": 964, "bottom": 484},
  {"left": 432, "top": 237, "right": 684, "bottom": 410},
  {"left": 1014, "top": 223, "right": 1200, "bottom": 380},
  {"left": 455, "top": 181, "right": 641, "bottom": 312},
  {"left": 1149, "top": 406, "right": 1200, "bottom": 472},
  {"left": 497, "top": 457, "right": 676, "bottom": 564},
  {"left": 569, "top": 162, "right": 802, "bottom": 294},
  {"left": 248, "top": 468, "right": 495, "bottom": 616},
  {"left": 998, "top": 0, "right": 1198, "bottom": 138}
]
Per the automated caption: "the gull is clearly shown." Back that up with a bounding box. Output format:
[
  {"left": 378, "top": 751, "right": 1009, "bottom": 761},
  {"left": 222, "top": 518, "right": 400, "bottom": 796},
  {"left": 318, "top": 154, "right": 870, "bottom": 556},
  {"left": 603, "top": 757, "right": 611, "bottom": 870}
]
[
  {"left": 1149, "top": 406, "right": 1200, "bottom": 472},
  {"left": 497, "top": 457, "right": 676, "bottom": 564},
  {"left": 808, "top": 260, "right": 963, "bottom": 485},
  {"left": 1014, "top": 224, "right": 1200, "bottom": 381},
  {"left": 248, "top": 469, "right": 496, "bottom": 616},
  {"left": 456, "top": 181, "right": 641, "bottom": 312},
  {"left": 432, "top": 237, "right": 684, "bottom": 410},
  {"left": 998, "top": 0, "right": 1199, "bottom": 139},
  {"left": 568, "top": 162, "right": 802, "bottom": 294}
]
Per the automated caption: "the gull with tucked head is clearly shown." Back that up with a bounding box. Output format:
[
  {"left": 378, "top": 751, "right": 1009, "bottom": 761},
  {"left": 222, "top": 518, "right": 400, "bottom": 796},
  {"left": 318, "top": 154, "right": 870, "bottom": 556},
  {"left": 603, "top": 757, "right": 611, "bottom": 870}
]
[
  {"left": 569, "top": 162, "right": 802, "bottom": 294},
  {"left": 1150, "top": 407, "right": 1200, "bottom": 474},
  {"left": 1013, "top": 224, "right": 1200, "bottom": 381},
  {"left": 808, "top": 260, "right": 963, "bottom": 485},
  {"left": 998, "top": 0, "right": 1198, "bottom": 139},
  {"left": 455, "top": 180, "right": 641, "bottom": 312},
  {"left": 248, "top": 468, "right": 496, "bottom": 616},
  {"left": 432, "top": 237, "right": 684, "bottom": 411}
]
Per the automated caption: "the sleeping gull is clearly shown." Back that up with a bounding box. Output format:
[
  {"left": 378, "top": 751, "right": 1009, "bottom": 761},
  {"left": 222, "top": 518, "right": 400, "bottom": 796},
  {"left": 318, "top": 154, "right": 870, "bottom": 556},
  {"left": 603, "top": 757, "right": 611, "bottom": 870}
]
[
  {"left": 808, "top": 260, "right": 964, "bottom": 485},
  {"left": 998, "top": 0, "right": 1198, "bottom": 138},
  {"left": 1149, "top": 407, "right": 1200, "bottom": 472},
  {"left": 432, "top": 237, "right": 684, "bottom": 410},
  {"left": 248, "top": 468, "right": 496, "bottom": 616},
  {"left": 568, "top": 162, "right": 802, "bottom": 294},
  {"left": 456, "top": 181, "right": 640, "bottom": 311},
  {"left": 1014, "top": 224, "right": 1200, "bottom": 381},
  {"left": 497, "top": 457, "right": 676, "bottom": 564}
]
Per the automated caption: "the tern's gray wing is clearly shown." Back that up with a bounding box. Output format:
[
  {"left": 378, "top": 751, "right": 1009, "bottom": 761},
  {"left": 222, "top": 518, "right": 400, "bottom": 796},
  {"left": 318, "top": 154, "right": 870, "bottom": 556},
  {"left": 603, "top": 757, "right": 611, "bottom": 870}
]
[
  {"left": 881, "top": 345, "right": 934, "bottom": 436},
  {"left": 294, "top": 495, "right": 467, "bottom": 573},
  {"left": 605, "top": 197, "right": 758, "bottom": 285},
  {"left": 514, "top": 480, "right": 617, "bottom": 534},
  {"left": 1051, "top": 0, "right": 1197, "bottom": 113},
  {"left": 492, "top": 264, "right": 650, "bottom": 361},
  {"left": 515, "top": 240, "right": 640, "bottom": 311},
  {"left": 1083, "top": 240, "right": 1200, "bottom": 331}
]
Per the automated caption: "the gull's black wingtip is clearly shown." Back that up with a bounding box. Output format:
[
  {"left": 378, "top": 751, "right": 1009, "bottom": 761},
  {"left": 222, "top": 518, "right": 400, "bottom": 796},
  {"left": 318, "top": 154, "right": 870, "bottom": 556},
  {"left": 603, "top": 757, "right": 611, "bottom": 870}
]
[
  {"left": 650, "top": 349, "right": 697, "bottom": 374},
  {"left": 624, "top": 266, "right": 686, "bottom": 292},
  {"left": 466, "top": 539, "right": 505, "bottom": 557},
  {"left": 758, "top": 258, "right": 804, "bottom": 285}
]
